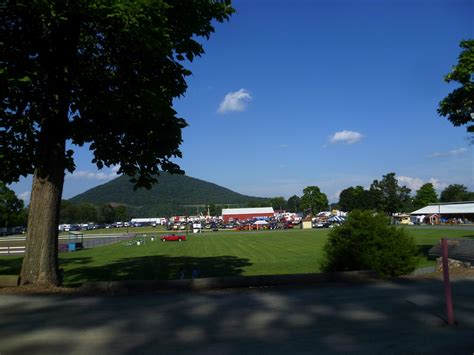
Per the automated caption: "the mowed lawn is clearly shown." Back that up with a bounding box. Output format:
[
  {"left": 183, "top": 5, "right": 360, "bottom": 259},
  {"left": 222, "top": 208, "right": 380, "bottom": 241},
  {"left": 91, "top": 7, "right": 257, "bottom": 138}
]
[{"left": 1, "top": 227, "right": 473, "bottom": 286}]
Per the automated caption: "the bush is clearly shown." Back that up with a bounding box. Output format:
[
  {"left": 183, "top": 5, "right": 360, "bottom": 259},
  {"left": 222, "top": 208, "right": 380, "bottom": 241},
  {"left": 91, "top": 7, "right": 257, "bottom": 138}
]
[{"left": 320, "top": 210, "right": 418, "bottom": 277}]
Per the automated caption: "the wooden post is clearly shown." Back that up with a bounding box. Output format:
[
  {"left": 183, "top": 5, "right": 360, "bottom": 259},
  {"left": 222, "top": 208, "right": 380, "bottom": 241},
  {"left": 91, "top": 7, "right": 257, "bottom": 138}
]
[{"left": 441, "top": 238, "right": 455, "bottom": 325}]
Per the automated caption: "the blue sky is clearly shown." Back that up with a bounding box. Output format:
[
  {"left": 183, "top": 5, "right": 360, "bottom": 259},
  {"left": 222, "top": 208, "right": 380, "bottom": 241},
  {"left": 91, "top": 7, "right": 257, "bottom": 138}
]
[{"left": 10, "top": 0, "right": 474, "bottom": 204}]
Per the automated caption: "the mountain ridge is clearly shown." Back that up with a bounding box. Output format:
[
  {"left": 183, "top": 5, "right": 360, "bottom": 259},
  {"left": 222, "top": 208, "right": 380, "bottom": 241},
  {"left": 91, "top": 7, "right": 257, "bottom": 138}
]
[{"left": 69, "top": 173, "right": 269, "bottom": 216}]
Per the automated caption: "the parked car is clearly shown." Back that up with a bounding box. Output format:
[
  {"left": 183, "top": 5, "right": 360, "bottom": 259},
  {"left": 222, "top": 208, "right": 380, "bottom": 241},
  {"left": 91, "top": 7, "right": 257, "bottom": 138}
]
[
  {"left": 314, "top": 222, "right": 331, "bottom": 228},
  {"left": 160, "top": 234, "right": 186, "bottom": 242}
]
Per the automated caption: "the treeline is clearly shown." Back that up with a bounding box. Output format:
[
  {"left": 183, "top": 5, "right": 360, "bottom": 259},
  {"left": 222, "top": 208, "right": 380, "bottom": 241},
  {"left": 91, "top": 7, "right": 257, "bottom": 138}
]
[
  {"left": 253, "top": 173, "right": 474, "bottom": 215},
  {"left": 60, "top": 174, "right": 474, "bottom": 222},
  {"left": 59, "top": 200, "right": 128, "bottom": 224},
  {"left": 59, "top": 201, "right": 244, "bottom": 223},
  {"left": 0, "top": 182, "right": 28, "bottom": 228},
  {"left": 3, "top": 173, "right": 474, "bottom": 227}
]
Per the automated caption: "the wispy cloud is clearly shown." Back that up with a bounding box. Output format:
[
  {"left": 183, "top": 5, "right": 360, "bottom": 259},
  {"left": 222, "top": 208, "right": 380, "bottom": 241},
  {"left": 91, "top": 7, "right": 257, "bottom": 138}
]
[
  {"left": 429, "top": 147, "right": 468, "bottom": 158},
  {"left": 397, "top": 176, "right": 448, "bottom": 191},
  {"left": 329, "top": 130, "right": 363, "bottom": 144},
  {"left": 217, "top": 88, "right": 252, "bottom": 114},
  {"left": 279, "top": 144, "right": 289, "bottom": 148},
  {"left": 66, "top": 168, "right": 119, "bottom": 181},
  {"left": 331, "top": 190, "right": 342, "bottom": 201},
  {"left": 18, "top": 191, "right": 30, "bottom": 203},
  {"left": 397, "top": 176, "right": 424, "bottom": 191}
]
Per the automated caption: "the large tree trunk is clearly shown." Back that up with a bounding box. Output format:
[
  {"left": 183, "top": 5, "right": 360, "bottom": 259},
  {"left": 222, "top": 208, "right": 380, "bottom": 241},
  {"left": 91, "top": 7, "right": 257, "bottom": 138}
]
[
  {"left": 20, "top": 119, "right": 66, "bottom": 287},
  {"left": 19, "top": 14, "right": 79, "bottom": 287}
]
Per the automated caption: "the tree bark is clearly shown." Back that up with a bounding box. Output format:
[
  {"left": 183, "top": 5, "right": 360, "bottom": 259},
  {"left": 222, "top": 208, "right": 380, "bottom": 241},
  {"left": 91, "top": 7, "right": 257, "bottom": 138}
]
[
  {"left": 19, "top": 15, "right": 79, "bottom": 287},
  {"left": 20, "top": 118, "right": 66, "bottom": 286}
]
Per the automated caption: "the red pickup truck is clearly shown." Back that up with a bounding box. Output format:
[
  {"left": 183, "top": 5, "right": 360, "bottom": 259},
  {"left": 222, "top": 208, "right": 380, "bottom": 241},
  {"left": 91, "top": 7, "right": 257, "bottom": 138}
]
[{"left": 161, "top": 234, "right": 186, "bottom": 242}]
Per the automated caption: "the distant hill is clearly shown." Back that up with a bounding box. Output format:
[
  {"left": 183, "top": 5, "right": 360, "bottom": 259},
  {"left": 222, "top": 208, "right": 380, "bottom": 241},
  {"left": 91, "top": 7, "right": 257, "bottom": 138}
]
[{"left": 69, "top": 173, "right": 269, "bottom": 216}]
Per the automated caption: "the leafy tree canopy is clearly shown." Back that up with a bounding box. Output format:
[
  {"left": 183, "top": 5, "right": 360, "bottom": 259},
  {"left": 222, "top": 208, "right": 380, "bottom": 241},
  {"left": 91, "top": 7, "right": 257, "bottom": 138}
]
[
  {"left": 286, "top": 195, "right": 301, "bottom": 213},
  {"left": 369, "top": 173, "right": 412, "bottom": 214},
  {"left": 338, "top": 185, "right": 374, "bottom": 212},
  {"left": 0, "top": 0, "right": 234, "bottom": 187},
  {"left": 0, "top": 182, "right": 26, "bottom": 227},
  {"left": 321, "top": 210, "right": 418, "bottom": 277},
  {"left": 413, "top": 183, "right": 438, "bottom": 210},
  {"left": 269, "top": 196, "right": 286, "bottom": 211},
  {"left": 438, "top": 39, "right": 474, "bottom": 133},
  {"left": 300, "top": 186, "right": 328, "bottom": 216},
  {"left": 440, "top": 184, "right": 474, "bottom": 202}
]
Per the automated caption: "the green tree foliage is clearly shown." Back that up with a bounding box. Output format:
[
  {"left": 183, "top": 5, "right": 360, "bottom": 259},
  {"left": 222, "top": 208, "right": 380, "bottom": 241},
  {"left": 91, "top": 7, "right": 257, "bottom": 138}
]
[
  {"left": 440, "top": 184, "right": 474, "bottom": 202},
  {"left": 287, "top": 195, "right": 301, "bottom": 213},
  {"left": 413, "top": 183, "right": 438, "bottom": 210},
  {"left": 207, "top": 203, "right": 222, "bottom": 216},
  {"left": 114, "top": 205, "right": 128, "bottom": 221},
  {"left": 300, "top": 186, "right": 328, "bottom": 216},
  {"left": 321, "top": 210, "right": 419, "bottom": 277},
  {"left": 247, "top": 200, "right": 269, "bottom": 208},
  {"left": 60, "top": 201, "right": 127, "bottom": 223},
  {"left": 438, "top": 40, "right": 474, "bottom": 133},
  {"left": 369, "top": 173, "right": 412, "bottom": 214},
  {"left": 0, "top": 0, "right": 233, "bottom": 286},
  {"left": 1, "top": 0, "right": 234, "bottom": 186},
  {"left": 338, "top": 186, "right": 374, "bottom": 212},
  {"left": 0, "top": 182, "right": 26, "bottom": 227},
  {"left": 98, "top": 204, "right": 117, "bottom": 224},
  {"left": 269, "top": 196, "right": 286, "bottom": 211}
]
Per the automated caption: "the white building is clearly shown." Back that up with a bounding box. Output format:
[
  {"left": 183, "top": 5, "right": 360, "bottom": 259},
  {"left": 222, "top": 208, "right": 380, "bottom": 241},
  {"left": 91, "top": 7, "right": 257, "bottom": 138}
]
[{"left": 410, "top": 201, "right": 474, "bottom": 224}]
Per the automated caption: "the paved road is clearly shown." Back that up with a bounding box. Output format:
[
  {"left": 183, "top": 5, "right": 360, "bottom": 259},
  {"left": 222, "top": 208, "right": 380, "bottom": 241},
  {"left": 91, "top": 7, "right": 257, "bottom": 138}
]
[{"left": 1, "top": 277, "right": 474, "bottom": 354}]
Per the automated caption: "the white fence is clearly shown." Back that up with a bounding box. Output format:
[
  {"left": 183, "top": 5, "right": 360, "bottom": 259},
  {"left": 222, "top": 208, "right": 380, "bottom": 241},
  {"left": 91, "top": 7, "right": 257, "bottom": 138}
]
[{"left": 0, "top": 246, "right": 26, "bottom": 255}]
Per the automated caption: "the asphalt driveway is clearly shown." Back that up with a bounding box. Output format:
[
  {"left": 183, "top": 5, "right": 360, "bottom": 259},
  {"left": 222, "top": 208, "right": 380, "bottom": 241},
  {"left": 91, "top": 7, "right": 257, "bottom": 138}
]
[{"left": 1, "top": 276, "right": 474, "bottom": 354}]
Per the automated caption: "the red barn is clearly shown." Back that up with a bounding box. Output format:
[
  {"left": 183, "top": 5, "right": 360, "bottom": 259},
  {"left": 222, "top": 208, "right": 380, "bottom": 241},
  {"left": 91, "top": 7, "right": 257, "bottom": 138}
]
[{"left": 222, "top": 207, "right": 274, "bottom": 223}]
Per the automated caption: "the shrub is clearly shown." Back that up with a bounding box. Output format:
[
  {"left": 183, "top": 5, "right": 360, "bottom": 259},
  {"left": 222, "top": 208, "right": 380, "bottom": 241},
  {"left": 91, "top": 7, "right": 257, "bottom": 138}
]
[{"left": 320, "top": 210, "right": 418, "bottom": 277}]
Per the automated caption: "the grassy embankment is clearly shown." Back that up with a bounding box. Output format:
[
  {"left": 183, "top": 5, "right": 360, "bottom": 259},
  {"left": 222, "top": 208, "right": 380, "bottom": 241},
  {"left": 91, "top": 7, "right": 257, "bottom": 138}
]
[{"left": 0, "top": 227, "right": 472, "bottom": 286}]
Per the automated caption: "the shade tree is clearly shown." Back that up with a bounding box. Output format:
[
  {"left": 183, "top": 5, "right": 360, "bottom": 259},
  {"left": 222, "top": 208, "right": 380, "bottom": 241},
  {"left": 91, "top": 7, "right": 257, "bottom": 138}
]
[
  {"left": 300, "top": 186, "right": 328, "bottom": 216},
  {"left": 0, "top": 0, "right": 233, "bottom": 286}
]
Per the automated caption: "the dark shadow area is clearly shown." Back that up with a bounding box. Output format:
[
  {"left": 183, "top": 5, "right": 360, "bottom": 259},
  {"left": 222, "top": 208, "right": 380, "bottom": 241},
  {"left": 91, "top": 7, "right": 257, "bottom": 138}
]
[
  {"left": 1, "top": 277, "right": 474, "bottom": 354},
  {"left": 0, "top": 257, "right": 22, "bottom": 274},
  {"left": 417, "top": 244, "right": 436, "bottom": 260},
  {"left": 60, "top": 255, "right": 252, "bottom": 286}
]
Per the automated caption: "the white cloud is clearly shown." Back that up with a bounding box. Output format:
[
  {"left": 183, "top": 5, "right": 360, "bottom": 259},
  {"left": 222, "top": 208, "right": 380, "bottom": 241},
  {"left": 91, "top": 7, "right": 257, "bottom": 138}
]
[
  {"left": 428, "top": 178, "right": 449, "bottom": 191},
  {"left": 217, "top": 88, "right": 252, "bottom": 114},
  {"left": 18, "top": 191, "right": 31, "bottom": 203},
  {"left": 331, "top": 190, "right": 342, "bottom": 201},
  {"left": 279, "top": 144, "right": 289, "bottom": 148},
  {"left": 429, "top": 147, "right": 468, "bottom": 158},
  {"left": 111, "top": 165, "right": 120, "bottom": 173},
  {"left": 329, "top": 130, "right": 364, "bottom": 144},
  {"left": 397, "top": 176, "right": 449, "bottom": 192},
  {"left": 397, "top": 176, "right": 424, "bottom": 191},
  {"left": 66, "top": 169, "right": 118, "bottom": 181}
]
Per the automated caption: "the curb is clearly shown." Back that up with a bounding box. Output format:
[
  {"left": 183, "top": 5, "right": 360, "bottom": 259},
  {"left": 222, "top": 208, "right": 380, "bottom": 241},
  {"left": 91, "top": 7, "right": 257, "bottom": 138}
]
[{"left": 81, "top": 270, "right": 378, "bottom": 292}]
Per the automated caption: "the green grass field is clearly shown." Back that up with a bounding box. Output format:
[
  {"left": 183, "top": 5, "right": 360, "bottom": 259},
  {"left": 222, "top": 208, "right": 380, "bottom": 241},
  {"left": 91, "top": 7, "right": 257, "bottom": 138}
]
[{"left": 1, "top": 227, "right": 473, "bottom": 286}]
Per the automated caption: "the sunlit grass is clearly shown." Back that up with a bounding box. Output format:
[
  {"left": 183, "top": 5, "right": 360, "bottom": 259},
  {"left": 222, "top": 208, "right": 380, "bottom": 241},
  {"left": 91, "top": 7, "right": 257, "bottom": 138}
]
[{"left": 1, "top": 227, "right": 472, "bottom": 285}]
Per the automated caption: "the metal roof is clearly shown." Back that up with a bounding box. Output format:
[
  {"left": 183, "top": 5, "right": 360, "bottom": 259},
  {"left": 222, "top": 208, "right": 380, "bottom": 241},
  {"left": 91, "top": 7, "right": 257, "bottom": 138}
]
[
  {"left": 410, "top": 202, "right": 474, "bottom": 215},
  {"left": 222, "top": 207, "right": 274, "bottom": 215}
]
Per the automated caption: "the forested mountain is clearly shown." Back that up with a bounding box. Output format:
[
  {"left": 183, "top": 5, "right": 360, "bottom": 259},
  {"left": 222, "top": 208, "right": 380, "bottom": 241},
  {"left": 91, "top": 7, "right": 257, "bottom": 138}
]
[{"left": 69, "top": 173, "right": 268, "bottom": 216}]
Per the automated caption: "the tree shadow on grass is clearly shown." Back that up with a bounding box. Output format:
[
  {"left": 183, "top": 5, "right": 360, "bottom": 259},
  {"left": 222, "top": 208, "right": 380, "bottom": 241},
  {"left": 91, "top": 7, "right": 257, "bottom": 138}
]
[
  {"left": 417, "top": 244, "right": 436, "bottom": 261},
  {"left": 0, "top": 257, "right": 22, "bottom": 274},
  {"left": 61, "top": 255, "right": 252, "bottom": 286}
]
